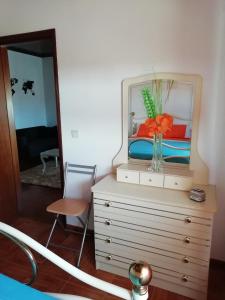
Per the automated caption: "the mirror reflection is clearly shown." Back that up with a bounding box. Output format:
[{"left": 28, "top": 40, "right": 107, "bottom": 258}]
[{"left": 128, "top": 80, "right": 193, "bottom": 164}]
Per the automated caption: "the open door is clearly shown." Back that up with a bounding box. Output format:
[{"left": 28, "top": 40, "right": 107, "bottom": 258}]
[
  {"left": 0, "top": 47, "right": 19, "bottom": 223},
  {"left": 0, "top": 30, "right": 63, "bottom": 221}
]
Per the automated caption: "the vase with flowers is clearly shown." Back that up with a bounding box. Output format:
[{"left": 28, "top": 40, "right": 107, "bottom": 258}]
[{"left": 141, "top": 81, "right": 173, "bottom": 172}]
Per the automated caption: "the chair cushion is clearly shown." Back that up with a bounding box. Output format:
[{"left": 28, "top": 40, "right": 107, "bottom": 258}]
[{"left": 46, "top": 199, "right": 88, "bottom": 216}]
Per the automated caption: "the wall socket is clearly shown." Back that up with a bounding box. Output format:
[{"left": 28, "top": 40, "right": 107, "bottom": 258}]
[{"left": 71, "top": 129, "right": 79, "bottom": 138}]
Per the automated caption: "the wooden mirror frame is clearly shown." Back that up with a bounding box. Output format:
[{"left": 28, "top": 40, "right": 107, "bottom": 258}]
[{"left": 113, "top": 73, "right": 209, "bottom": 185}]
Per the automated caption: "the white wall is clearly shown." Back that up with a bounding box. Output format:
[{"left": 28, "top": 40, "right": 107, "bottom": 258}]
[
  {"left": 8, "top": 51, "right": 57, "bottom": 129},
  {"left": 8, "top": 50, "right": 47, "bottom": 129},
  {"left": 0, "top": 0, "right": 224, "bottom": 259},
  {"left": 42, "top": 57, "right": 57, "bottom": 127}
]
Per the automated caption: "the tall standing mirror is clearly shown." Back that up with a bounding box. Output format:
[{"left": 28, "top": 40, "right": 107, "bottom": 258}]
[{"left": 113, "top": 73, "right": 208, "bottom": 185}]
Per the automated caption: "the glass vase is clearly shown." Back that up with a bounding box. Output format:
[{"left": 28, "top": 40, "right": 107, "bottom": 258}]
[{"left": 150, "top": 133, "right": 163, "bottom": 172}]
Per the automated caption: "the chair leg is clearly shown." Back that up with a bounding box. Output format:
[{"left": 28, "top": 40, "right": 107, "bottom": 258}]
[
  {"left": 77, "top": 209, "right": 91, "bottom": 268},
  {"left": 46, "top": 214, "right": 59, "bottom": 248}
]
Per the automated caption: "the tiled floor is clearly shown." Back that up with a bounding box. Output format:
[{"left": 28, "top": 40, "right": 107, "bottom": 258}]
[
  {"left": 19, "top": 183, "right": 62, "bottom": 221},
  {"left": 0, "top": 217, "right": 224, "bottom": 300}
]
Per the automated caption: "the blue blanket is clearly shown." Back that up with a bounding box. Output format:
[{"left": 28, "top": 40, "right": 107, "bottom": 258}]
[
  {"left": 0, "top": 274, "right": 56, "bottom": 300},
  {"left": 128, "top": 139, "right": 190, "bottom": 164}
]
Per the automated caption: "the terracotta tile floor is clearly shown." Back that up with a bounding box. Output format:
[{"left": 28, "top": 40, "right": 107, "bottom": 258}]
[{"left": 0, "top": 217, "right": 224, "bottom": 300}]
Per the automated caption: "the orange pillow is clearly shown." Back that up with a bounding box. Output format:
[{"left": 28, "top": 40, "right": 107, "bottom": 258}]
[
  {"left": 163, "top": 124, "right": 186, "bottom": 139},
  {"left": 136, "top": 123, "right": 187, "bottom": 139},
  {"left": 136, "top": 123, "right": 153, "bottom": 137}
]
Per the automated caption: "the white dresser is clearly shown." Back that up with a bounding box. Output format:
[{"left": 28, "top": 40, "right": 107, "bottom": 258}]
[{"left": 92, "top": 174, "right": 217, "bottom": 300}]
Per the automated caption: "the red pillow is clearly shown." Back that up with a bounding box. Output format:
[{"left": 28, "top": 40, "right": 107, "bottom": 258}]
[
  {"left": 136, "top": 123, "right": 153, "bottom": 137},
  {"left": 136, "top": 123, "right": 187, "bottom": 139},
  {"left": 163, "top": 124, "right": 187, "bottom": 139}
]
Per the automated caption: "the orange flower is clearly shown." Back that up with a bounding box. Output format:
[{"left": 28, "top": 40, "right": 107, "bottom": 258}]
[
  {"left": 145, "top": 113, "right": 173, "bottom": 136},
  {"left": 144, "top": 118, "right": 157, "bottom": 137}
]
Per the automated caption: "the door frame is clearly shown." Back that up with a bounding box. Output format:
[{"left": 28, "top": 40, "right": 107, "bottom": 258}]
[
  {"left": 0, "top": 47, "right": 18, "bottom": 221},
  {"left": 0, "top": 29, "right": 63, "bottom": 210}
]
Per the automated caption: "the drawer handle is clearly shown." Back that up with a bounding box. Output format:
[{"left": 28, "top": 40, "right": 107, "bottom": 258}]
[
  {"left": 105, "top": 219, "right": 111, "bottom": 226},
  {"left": 106, "top": 255, "right": 112, "bottom": 260},
  {"left": 149, "top": 178, "right": 152, "bottom": 182},
  {"left": 105, "top": 237, "right": 112, "bottom": 243},
  {"left": 125, "top": 176, "right": 128, "bottom": 179},
  {"left": 104, "top": 201, "right": 111, "bottom": 207},
  {"left": 185, "top": 217, "right": 192, "bottom": 224},
  {"left": 183, "top": 256, "right": 190, "bottom": 263},
  {"left": 174, "top": 182, "right": 178, "bottom": 185},
  {"left": 184, "top": 236, "right": 191, "bottom": 244},
  {"left": 182, "top": 275, "right": 188, "bottom": 282}
]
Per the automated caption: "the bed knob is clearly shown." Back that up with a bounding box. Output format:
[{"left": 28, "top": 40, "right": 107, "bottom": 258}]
[{"left": 129, "top": 261, "right": 152, "bottom": 299}]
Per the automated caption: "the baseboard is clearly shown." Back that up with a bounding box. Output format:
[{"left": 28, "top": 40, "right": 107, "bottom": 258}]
[
  {"left": 65, "top": 224, "right": 94, "bottom": 236},
  {"left": 210, "top": 258, "right": 225, "bottom": 268}
]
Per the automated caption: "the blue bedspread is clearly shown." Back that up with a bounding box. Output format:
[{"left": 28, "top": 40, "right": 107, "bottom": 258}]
[
  {"left": 128, "top": 139, "right": 190, "bottom": 164},
  {"left": 0, "top": 274, "right": 56, "bottom": 300}
]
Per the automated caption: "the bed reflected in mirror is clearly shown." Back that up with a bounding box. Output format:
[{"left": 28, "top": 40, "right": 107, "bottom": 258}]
[{"left": 128, "top": 79, "right": 194, "bottom": 164}]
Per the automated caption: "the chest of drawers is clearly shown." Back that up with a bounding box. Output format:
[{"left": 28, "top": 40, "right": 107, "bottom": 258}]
[{"left": 92, "top": 174, "right": 217, "bottom": 300}]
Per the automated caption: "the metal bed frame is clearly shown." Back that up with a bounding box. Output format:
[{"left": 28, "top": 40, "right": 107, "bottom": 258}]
[{"left": 0, "top": 221, "right": 152, "bottom": 300}]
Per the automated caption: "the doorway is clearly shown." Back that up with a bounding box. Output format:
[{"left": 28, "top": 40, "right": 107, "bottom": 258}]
[{"left": 0, "top": 29, "right": 63, "bottom": 222}]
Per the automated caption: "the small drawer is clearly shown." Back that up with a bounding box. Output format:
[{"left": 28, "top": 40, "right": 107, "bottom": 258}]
[
  {"left": 164, "top": 175, "right": 192, "bottom": 191},
  {"left": 117, "top": 169, "right": 139, "bottom": 184},
  {"left": 140, "top": 172, "right": 164, "bottom": 187}
]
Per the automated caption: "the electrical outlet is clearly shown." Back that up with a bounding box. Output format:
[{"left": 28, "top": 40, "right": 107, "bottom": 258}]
[{"left": 71, "top": 129, "right": 79, "bottom": 138}]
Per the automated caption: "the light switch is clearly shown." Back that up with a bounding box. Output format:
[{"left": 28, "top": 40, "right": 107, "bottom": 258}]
[{"left": 71, "top": 129, "right": 79, "bottom": 138}]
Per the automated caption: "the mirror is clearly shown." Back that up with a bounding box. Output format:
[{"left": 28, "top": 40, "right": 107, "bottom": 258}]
[
  {"left": 128, "top": 80, "right": 193, "bottom": 164},
  {"left": 113, "top": 73, "right": 209, "bottom": 185}
]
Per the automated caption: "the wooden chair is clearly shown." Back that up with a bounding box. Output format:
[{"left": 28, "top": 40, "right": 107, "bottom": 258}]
[{"left": 45, "top": 162, "right": 97, "bottom": 268}]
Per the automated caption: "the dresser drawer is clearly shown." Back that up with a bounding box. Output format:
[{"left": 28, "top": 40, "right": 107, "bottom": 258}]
[
  {"left": 94, "top": 223, "right": 211, "bottom": 260},
  {"left": 95, "top": 233, "right": 209, "bottom": 266},
  {"left": 117, "top": 169, "right": 139, "bottom": 184},
  {"left": 94, "top": 211, "right": 211, "bottom": 240},
  {"left": 95, "top": 238, "right": 208, "bottom": 280},
  {"left": 164, "top": 175, "right": 192, "bottom": 191},
  {"left": 94, "top": 193, "right": 214, "bottom": 219},
  {"left": 94, "top": 198, "right": 212, "bottom": 226},
  {"left": 96, "top": 260, "right": 207, "bottom": 300},
  {"left": 96, "top": 250, "right": 207, "bottom": 293},
  {"left": 94, "top": 203, "right": 212, "bottom": 239},
  {"left": 140, "top": 172, "right": 164, "bottom": 187}
]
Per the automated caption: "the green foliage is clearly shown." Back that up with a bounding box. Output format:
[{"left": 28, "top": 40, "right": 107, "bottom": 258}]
[
  {"left": 141, "top": 88, "right": 156, "bottom": 118},
  {"left": 142, "top": 79, "right": 165, "bottom": 118},
  {"left": 152, "top": 80, "right": 163, "bottom": 115}
]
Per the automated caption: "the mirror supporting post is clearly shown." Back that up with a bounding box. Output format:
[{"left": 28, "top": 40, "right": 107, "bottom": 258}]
[{"left": 129, "top": 261, "right": 152, "bottom": 300}]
